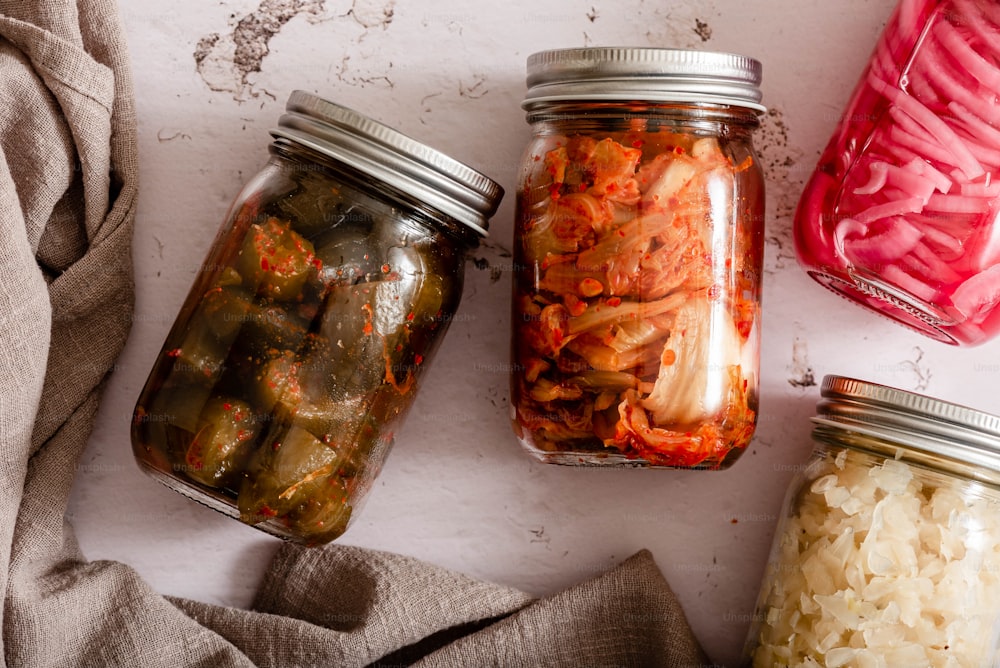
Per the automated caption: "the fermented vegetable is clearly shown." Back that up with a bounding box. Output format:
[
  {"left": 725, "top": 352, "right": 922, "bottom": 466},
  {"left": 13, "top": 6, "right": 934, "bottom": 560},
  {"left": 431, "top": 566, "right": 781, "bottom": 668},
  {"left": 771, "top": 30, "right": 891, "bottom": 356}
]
[
  {"left": 796, "top": 0, "right": 1000, "bottom": 345},
  {"left": 512, "top": 129, "right": 763, "bottom": 468}
]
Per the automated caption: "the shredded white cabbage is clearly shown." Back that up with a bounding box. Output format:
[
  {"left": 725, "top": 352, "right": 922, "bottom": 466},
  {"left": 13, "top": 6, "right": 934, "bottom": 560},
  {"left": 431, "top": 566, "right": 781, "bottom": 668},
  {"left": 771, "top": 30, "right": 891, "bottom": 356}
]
[{"left": 749, "top": 449, "right": 1000, "bottom": 667}]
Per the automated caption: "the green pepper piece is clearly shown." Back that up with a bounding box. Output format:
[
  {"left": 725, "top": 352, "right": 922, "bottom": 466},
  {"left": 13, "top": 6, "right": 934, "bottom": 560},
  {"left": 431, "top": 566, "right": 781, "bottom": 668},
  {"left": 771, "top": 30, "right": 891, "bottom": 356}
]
[
  {"left": 149, "top": 379, "right": 214, "bottom": 435},
  {"left": 284, "top": 481, "right": 353, "bottom": 545},
  {"left": 238, "top": 217, "right": 317, "bottom": 301},
  {"left": 237, "top": 424, "right": 351, "bottom": 525},
  {"left": 313, "top": 224, "right": 378, "bottom": 288},
  {"left": 268, "top": 173, "right": 361, "bottom": 240},
  {"left": 286, "top": 394, "right": 366, "bottom": 446},
  {"left": 184, "top": 396, "right": 260, "bottom": 488},
  {"left": 157, "top": 321, "right": 229, "bottom": 432},
  {"left": 200, "top": 283, "right": 255, "bottom": 342},
  {"left": 313, "top": 282, "right": 389, "bottom": 393},
  {"left": 251, "top": 350, "right": 303, "bottom": 414}
]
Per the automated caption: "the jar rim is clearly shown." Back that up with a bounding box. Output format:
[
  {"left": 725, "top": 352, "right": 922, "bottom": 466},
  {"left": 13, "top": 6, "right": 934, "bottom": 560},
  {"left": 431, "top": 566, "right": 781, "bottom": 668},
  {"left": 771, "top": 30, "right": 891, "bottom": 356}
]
[
  {"left": 271, "top": 91, "right": 503, "bottom": 237},
  {"left": 815, "top": 374, "right": 1000, "bottom": 477},
  {"left": 522, "top": 46, "right": 765, "bottom": 113}
]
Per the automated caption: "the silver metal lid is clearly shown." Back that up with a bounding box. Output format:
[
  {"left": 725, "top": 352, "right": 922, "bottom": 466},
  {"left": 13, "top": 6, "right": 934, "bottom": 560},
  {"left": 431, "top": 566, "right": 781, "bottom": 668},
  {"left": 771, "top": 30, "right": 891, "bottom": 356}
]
[
  {"left": 270, "top": 91, "right": 503, "bottom": 236},
  {"left": 523, "top": 47, "right": 765, "bottom": 113},
  {"left": 812, "top": 375, "right": 1000, "bottom": 483}
]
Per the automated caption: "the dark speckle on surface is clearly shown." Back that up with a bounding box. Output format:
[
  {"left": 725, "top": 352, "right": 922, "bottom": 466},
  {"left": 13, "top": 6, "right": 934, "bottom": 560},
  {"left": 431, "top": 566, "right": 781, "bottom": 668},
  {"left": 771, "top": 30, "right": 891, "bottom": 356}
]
[{"left": 694, "top": 19, "right": 712, "bottom": 41}]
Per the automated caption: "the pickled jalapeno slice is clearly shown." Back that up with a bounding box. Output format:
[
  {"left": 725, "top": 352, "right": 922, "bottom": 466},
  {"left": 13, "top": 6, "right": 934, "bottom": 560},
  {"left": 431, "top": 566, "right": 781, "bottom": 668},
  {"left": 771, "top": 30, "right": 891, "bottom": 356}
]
[
  {"left": 237, "top": 424, "right": 354, "bottom": 530},
  {"left": 238, "top": 217, "right": 319, "bottom": 301},
  {"left": 184, "top": 396, "right": 260, "bottom": 487}
]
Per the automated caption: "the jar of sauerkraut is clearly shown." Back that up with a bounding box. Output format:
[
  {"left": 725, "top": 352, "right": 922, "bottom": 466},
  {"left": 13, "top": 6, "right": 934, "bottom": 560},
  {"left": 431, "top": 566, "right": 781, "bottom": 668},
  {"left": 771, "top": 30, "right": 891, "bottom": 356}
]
[
  {"left": 745, "top": 375, "right": 1000, "bottom": 666},
  {"left": 796, "top": 0, "right": 1000, "bottom": 346},
  {"left": 510, "top": 47, "right": 766, "bottom": 469},
  {"left": 131, "top": 91, "right": 503, "bottom": 545}
]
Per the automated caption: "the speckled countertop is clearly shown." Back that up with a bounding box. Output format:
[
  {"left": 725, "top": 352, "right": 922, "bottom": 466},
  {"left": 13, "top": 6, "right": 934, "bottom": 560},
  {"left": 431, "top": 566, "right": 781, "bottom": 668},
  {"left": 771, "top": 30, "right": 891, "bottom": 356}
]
[{"left": 66, "top": 0, "right": 1000, "bottom": 664}]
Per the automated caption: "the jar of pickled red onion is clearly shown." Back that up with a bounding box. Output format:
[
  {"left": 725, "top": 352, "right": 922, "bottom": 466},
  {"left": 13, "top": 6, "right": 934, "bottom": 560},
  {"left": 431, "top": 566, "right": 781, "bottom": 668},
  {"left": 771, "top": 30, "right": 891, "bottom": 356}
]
[
  {"left": 509, "top": 47, "right": 766, "bottom": 469},
  {"left": 745, "top": 375, "right": 1000, "bottom": 666},
  {"left": 796, "top": 0, "right": 1000, "bottom": 346}
]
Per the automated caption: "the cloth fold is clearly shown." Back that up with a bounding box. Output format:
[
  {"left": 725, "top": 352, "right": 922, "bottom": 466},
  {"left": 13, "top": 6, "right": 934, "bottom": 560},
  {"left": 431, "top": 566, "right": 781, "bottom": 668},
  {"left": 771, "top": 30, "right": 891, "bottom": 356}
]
[{"left": 0, "top": 1, "right": 709, "bottom": 666}]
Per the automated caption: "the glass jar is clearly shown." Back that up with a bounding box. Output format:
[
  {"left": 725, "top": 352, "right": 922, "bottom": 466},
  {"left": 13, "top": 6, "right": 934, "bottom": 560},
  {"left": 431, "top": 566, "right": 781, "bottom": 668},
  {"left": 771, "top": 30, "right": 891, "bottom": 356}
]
[
  {"left": 509, "top": 47, "right": 766, "bottom": 469},
  {"left": 745, "top": 375, "right": 1000, "bottom": 665},
  {"left": 131, "top": 91, "right": 503, "bottom": 545},
  {"left": 796, "top": 0, "right": 1000, "bottom": 346}
]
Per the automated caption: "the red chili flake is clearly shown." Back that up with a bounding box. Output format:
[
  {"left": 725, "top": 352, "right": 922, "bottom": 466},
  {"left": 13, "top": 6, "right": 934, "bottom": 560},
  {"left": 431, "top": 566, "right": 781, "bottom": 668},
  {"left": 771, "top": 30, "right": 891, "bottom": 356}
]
[
  {"left": 271, "top": 441, "right": 281, "bottom": 451},
  {"left": 415, "top": 354, "right": 424, "bottom": 365},
  {"left": 381, "top": 263, "right": 391, "bottom": 273},
  {"left": 631, "top": 139, "right": 644, "bottom": 149},
  {"left": 533, "top": 154, "right": 541, "bottom": 162},
  {"left": 222, "top": 402, "right": 232, "bottom": 411},
  {"left": 311, "top": 256, "right": 323, "bottom": 270},
  {"left": 577, "top": 182, "right": 587, "bottom": 192},
  {"left": 406, "top": 312, "right": 415, "bottom": 322},
  {"left": 259, "top": 505, "right": 278, "bottom": 518},
  {"left": 606, "top": 297, "right": 622, "bottom": 307},
  {"left": 674, "top": 146, "right": 685, "bottom": 155},
  {"left": 395, "top": 344, "right": 404, "bottom": 352},
  {"left": 260, "top": 258, "right": 270, "bottom": 272},
  {"left": 167, "top": 348, "right": 182, "bottom": 358}
]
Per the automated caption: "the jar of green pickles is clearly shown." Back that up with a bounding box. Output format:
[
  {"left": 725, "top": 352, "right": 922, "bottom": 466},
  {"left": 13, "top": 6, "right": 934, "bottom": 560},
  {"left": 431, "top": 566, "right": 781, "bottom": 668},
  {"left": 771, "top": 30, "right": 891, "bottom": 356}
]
[{"left": 131, "top": 91, "right": 503, "bottom": 545}]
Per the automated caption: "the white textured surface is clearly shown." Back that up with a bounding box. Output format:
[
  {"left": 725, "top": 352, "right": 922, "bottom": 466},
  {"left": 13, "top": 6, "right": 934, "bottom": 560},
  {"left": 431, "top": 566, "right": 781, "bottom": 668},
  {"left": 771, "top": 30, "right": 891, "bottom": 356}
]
[{"left": 64, "top": 0, "right": 1000, "bottom": 664}]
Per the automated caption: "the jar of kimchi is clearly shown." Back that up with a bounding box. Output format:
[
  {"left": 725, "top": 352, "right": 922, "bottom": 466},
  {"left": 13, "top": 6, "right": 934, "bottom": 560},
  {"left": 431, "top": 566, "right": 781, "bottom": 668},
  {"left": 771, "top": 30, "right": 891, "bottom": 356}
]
[
  {"left": 131, "top": 91, "right": 503, "bottom": 545},
  {"left": 745, "top": 375, "right": 1000, "bottom": 665},
  {"left": 796, "top": 0, "right": 1000, "bottom": 346},
  {"left": 510, "top": 47, "right": 766, "bottom": 469}
]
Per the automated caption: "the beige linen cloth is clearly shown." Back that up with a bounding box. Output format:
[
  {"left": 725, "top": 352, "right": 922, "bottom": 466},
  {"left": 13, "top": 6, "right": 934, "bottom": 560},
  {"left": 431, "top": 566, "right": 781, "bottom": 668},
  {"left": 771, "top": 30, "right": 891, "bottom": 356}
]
[{"left": 0, "top": 1, "right": 709, "bottom": 666}]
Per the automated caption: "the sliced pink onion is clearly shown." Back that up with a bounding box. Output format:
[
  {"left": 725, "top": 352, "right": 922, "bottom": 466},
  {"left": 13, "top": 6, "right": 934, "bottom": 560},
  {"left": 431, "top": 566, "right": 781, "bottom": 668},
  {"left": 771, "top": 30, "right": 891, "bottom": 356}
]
[
  {"left": 910, "top": 240, "right": 963, "bottom": 284},
  {"left": 904, "top": 157, "right": 953, "bottom": 193},
  {"left": 924, "top": 193, "right": 992, "bottom": 214},
  {"left": 853, "top": 162, "right": 889, "bottom": 195},
  {"left": 920, "top": 223, "right": 966, "bottom": 259},
  {"left": 951, "top": 263, "right": 1000, "bottom": 322},
  {"left": 853, "top": 197, "right": 925, "bottom": 224},
  {"left": 933, "top": 19, "right": 1000, "bottom": 93},
  {"left": 961, "top": 182, "right": 1000, "bottom": 198},
  {"left": 887, "top": 123, "right": 962, "bottom": 170},
  {"left": 948, "top": 101, "right": 1000, "bottom": 151},
  {"left": 842, "top": 216, "right": 923, "bottom": 266},
  {"left": 883, "top": 263, "right": 939, "bottom": 303},
  {"left": 871, "top": 72, "right": 985, "bottom": 179}
]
